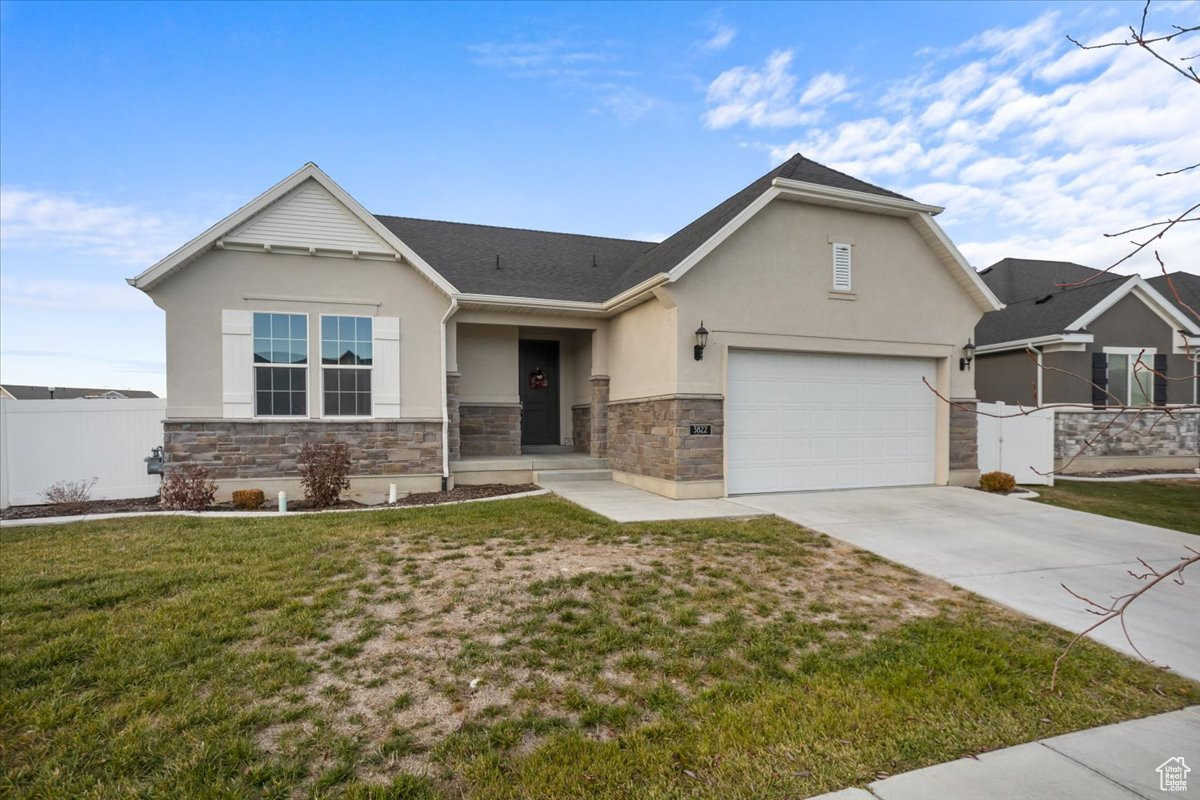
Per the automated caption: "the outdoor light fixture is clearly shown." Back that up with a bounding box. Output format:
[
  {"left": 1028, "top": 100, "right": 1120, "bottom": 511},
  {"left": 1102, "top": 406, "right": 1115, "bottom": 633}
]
[
  {"left": 960, "top": 339, "right": 976, "bottom": 371},
  {"left": 694, "top": 322, "right": 709, "bottom": 361}
]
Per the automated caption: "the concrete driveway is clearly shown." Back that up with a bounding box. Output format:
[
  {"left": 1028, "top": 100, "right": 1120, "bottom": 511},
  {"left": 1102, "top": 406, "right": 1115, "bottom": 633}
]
[{"left": 731, "top": 486, "right": 1200, "bottom": 682}]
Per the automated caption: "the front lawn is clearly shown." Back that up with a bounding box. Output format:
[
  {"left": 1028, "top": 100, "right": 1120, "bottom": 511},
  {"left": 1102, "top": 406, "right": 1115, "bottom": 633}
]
[
  {"left": 2, "top": 497, "right": 1195, "bottom": 799},
  {"left": 1033, "top": 479, "right": 1200, "bottom": 534}
]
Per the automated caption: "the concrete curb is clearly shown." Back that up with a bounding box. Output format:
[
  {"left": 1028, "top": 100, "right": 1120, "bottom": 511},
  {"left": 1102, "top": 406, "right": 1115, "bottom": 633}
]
[
  {"left": 1056, "top": 472, "right": 1199, "bottom": 483},
  {"left": 0, "top": 488, "right": 551, "bottom": 529}
]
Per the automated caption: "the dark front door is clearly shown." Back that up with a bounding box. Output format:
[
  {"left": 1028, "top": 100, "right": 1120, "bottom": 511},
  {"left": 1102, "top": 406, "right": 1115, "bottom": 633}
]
[{"left": 519, "top": 339, "right": 560, "bottom": 446}]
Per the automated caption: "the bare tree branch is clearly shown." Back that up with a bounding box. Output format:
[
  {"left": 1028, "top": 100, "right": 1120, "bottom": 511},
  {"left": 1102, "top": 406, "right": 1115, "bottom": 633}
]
[{"left": 1051, "top": 547, "right": 1200, "bottom": 690}]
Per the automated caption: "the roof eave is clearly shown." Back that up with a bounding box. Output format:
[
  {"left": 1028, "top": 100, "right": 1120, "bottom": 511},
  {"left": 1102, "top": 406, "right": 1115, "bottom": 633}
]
[{"left": 771, "top": 177, "right": 945, "bottom": 216}]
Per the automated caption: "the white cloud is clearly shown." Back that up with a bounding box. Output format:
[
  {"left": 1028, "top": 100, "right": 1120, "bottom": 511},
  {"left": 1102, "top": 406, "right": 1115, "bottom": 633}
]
[
  {"left": 743, "top": 9, "right": 1200, "bottom": 277},
  {"left": 628, "top": 230, "right": 669, "bottom": 243},
  {"left": 799, "top": 72, "right": 851, "bottom": 104},
  {"left": 703, "top": 51, "right": 850, "bottom": 129},
  {"left": 0, "top": 187, "right": 189, "bottom": 266},
  {"left": 596, "top": 85, "right": 657, "bottom": 123},
  {"left": 701, "top": 23, "right": 736, "bottom": 52}
]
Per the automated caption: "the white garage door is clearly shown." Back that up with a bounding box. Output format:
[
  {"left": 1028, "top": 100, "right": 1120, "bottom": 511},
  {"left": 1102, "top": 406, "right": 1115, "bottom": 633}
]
[{"left": 727, "top": 350, "right": 936, "bottom": 494}]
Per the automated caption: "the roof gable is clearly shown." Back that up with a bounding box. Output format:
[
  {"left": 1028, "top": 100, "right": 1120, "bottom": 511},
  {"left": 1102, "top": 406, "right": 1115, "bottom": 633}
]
[
  {"left": 228, "top": 179, "right": 390, "bottom": 253},
  {"left": 129, "top": 163, "right": 456, "bottom": 295}
]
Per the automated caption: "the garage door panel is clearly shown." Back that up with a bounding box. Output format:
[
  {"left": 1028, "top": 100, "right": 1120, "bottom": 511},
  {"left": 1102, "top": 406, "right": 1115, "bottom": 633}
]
[{"left": 727, "top": 350, "right": 936, "bottom": 494}]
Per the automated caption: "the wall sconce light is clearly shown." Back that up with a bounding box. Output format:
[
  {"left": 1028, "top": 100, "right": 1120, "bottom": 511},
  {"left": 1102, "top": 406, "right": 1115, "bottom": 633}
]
[
  {"left": 694, "top": 322, "right": 709, "bottom": 361},
  {"left": 959, "top": 339, "right": 976, "bottom": 371}
]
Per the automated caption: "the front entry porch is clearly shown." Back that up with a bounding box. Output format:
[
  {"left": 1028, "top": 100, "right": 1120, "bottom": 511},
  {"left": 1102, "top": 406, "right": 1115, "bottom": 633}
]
[{"left": 448, "top": 319, "right": 610, "bottom": 461}]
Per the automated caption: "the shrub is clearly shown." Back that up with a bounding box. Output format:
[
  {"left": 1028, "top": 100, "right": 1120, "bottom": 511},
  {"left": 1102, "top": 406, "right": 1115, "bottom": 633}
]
[
  {"left": 41, "top": 477, "right": 98, "bottom": 505},
  {"left": 160, "top": 464, "right": 217, "bottom": 510},
  {"left": 979, "top": 471, "right": 1017, "bottom": 494},
  {"left": 231, "top": 489, "right": 265, "bottom": 510},
  {"left": 298, "top": 442, "right": 351, "bottom": 508}
]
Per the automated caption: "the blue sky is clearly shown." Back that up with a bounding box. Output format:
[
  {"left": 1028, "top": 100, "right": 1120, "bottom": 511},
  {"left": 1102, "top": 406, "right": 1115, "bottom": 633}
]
[{"left": 2, "top": 0, "right": 1197, "bottom": 395}]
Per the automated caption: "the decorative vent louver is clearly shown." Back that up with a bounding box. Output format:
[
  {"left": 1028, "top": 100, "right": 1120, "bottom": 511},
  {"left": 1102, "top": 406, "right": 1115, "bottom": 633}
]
[{"left": 832, "top": 243, "right": 852, "bottom": 291}]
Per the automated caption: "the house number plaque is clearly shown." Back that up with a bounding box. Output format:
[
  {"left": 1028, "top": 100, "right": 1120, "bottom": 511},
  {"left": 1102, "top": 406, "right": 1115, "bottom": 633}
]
[{"left": 689, "top": 424, "right": 712, "bottom": 435}]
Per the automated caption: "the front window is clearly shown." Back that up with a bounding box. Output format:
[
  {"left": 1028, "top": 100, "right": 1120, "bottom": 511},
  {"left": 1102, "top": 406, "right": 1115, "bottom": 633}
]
[
  {"left": 322, "top": 316, "right": 372, "bottom": 416},
  {"left": 253, "top": 313, "right": 308, "bottom": 416},
  {"left": 1106, "top": 351, "right": 1155, "bottom": 406}
]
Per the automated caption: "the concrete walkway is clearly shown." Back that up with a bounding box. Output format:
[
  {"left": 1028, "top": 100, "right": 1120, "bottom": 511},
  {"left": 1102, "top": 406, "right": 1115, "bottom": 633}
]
[
  {"left": 538, "top": 478, "right": 766, "bottom": 523},
  {"left": 731, "top": 486, "right": 1200, "bottom": 681},
  {"left": 809, "top": 705, "right": 1199, "bottom": 799}
]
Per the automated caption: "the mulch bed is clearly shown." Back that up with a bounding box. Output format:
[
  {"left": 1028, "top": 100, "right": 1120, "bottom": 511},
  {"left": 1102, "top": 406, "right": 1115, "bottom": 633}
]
[{"left": 0, "top": 484, "right": 540, "bottom": 521}]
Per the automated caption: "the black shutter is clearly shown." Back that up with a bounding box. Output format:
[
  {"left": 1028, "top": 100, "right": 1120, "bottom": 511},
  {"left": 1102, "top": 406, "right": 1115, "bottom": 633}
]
[
  {"left": 1153, "top": 353, "right": 1168, "bottom": 406},
  {"left": 1091, "top": 352, "right": 1108, "bottom": 408}
]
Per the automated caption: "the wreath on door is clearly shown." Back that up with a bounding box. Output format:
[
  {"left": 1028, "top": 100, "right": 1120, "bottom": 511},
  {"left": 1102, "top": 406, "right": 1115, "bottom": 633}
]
[{"left": 528, "top": 367, "right": 548, "bottom": 391}]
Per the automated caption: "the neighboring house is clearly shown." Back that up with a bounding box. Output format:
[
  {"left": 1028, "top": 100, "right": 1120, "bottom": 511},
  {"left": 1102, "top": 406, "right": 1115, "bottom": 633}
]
[
  {"left": 974, "top": 258, "right": 1199, "bottom": 471},
  {"left": 0, "top": 384, "right": 159, "bottom": 400},
  {"left": 129, "top": 155, "right": 1001, "bottom": 500}
]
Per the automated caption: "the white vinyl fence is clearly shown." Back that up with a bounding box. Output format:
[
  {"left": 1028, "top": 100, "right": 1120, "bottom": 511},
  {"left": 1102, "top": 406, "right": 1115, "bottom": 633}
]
[
  {"left": 0, "top": 397, "right": 165, "bottom": 508},
  {"left": 976, "top": 401, "right": 1055, "bottom": 486}
]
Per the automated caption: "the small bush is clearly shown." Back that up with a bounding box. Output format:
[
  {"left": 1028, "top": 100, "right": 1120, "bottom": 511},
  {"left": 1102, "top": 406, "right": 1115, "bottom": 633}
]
[
  {"left": 298, "top": 442, "right": 351, "bottom": 508},
  {"left": 979, "top": 470, "right": 1017, "bottom": 494},
  {"left": 160, "top": 464, "right": 217, "bottom": 510},
  {"left": 41, "top": 477, "right": 98, "bottom": 505},
  {"left": 231, "top": 489, "right": 265, "bottom": 510}
]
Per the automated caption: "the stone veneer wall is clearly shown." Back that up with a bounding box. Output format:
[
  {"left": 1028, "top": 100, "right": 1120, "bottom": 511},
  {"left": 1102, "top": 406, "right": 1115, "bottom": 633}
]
[
  {"left": 572, "top": 405, "right": 590, "bottom": 454},
  {"left": 163, "top": 420, "right": 442, "bottom": 479},
  {"left": 949, "top": 401, "right": 979, "bottom": 471},
  {"left": 607, "top": 396, "right": 723, "bottom": 482},
  {"left": 1055, "top": 410, "right": 1198, "bottom": 459},
  {"left": 459, "top": 404, "right": 522, "bottom": 457}
]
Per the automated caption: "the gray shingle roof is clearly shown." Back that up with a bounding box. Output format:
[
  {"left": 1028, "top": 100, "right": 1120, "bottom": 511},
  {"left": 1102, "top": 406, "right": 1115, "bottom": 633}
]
[
  {"left": 975, "top": 258, "right": 1127, "bottom": 345},
  {"left": 1148, "top": 272, "right": 1200, "bottom": 323},
  {"left": 375, "top": 154, "right": 915, "bottom": 302},
  {"left": 0, "top": 384, "right": 159, "bottom": 400},
  {"left": 374, "top": 216, "right": 656, "bottom": 302}
]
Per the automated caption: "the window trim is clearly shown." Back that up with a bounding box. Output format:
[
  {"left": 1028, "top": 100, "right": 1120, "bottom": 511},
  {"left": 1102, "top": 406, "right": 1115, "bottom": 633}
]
[
  {"left": 1102, "top": 346, "right": 1158, "bottom": 407},
  {"left": 251, "top": 310, "right": 310, "bottom": 419},
  {"left": 318, "top": 313, "right": 375, "bottom": 419}
]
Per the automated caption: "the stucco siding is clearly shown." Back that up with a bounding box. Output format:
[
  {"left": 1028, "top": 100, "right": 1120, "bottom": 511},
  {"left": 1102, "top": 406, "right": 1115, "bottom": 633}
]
[
  {"left": 457, "top": 324, "right": 519, "bottom": 404},
  {"left": 607, "top": 298, "right": 678, "bottom": 402},
  {"left": 667, "top": 200, "right": 982, "bottom": 400},
  {"left": 150, "top": 249, "right": 449, "bottom": 419},
  {"left": 976, "top": 350, "right": 1039, "bottom": 405}
]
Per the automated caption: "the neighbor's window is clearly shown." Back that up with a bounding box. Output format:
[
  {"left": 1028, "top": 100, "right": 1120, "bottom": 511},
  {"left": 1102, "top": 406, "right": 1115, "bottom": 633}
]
[
  {"left": 253, "top": 312, "right": 307, "bottom": 416},
  {"left": 322, "top": 316, "right": 372, "bottom": 416},
  {"left": 1106, "top": 351, "right": 1155, "bottom": 406},
  {"left": 832, "top": 243, "right": 852, "bottom": 291}
]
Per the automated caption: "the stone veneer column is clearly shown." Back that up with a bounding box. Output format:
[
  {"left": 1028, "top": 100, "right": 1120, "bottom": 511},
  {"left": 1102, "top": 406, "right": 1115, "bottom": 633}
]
[
  {"left": 949, "top": 400, "right": 979, "bottom": 485},
  {"left": 589, "top": 375, "right": 609, "bottom": 458},
  {"left": 446, "top": 372, "right": 461, "bottom": 462}
]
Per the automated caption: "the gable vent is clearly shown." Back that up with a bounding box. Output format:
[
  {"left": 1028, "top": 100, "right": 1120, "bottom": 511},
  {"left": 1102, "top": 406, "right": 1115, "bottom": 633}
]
[{"left": 832, "top": 243, "right": 852, "bottom": 291}]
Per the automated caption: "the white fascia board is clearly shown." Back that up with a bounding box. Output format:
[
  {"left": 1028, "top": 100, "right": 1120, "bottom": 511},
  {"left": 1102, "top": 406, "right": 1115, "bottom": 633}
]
[
  {"left": 771, "top": 178, "right": 945, "bottom": 216},
  {"left": 975, "top": 332, "right": 1094, "bottom": 355},
  {"left": 666, "top": 187, "right": 781, "bottom": 284},
  {"left": 910, "top": 214, "right": 1005, "bottom": 313},
  {"left": 1067, "top": 275, "right": 1200, "bottom": 336},
  {"left": 128, "top": 163, "right": 458, "bottom": 297}
]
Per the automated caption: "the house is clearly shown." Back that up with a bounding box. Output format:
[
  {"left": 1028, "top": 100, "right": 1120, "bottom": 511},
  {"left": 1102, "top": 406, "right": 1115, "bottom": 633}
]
[
  {"left": 974, "top": 258, "right": 1199, "bottom": 471},
  {"left": 129, "top": 155, "right": 1001, "bottom": 500},
  {"left": 0, "top": 384, "right": 159, "bottom": 400}
]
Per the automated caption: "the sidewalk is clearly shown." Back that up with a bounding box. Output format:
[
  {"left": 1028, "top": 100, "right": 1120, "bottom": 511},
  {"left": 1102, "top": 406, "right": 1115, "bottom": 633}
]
[{"left": 810, "top": 706, "right": 1199, "bottom": 800}]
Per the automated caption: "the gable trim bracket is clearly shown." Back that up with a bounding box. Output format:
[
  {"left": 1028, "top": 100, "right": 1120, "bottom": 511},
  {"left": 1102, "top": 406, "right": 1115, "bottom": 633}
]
[
  {"left": 661, "top": 178, "right": 1004, "bottom": 314},
  {"left": 127, "top": 163, "right": 458, "bottom": 297}
]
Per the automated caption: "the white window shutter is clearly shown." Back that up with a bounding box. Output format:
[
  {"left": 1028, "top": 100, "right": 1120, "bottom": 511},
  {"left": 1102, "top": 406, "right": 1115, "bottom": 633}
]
[
  {"left": 832, "top": 243, "right": 852, "bottom": 291},
  {"left": 373, "top": 316, "right": 401, "bottom": 418},
  {"left": 221, "top": 309, "right": 254, "bottom": 418}
]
